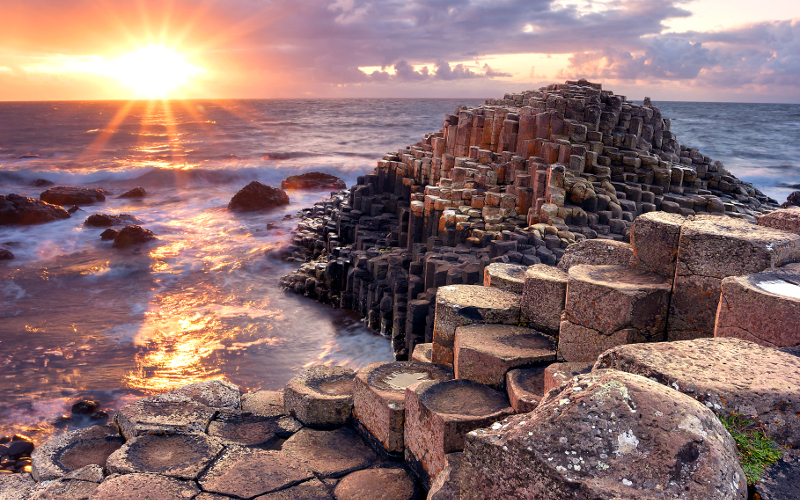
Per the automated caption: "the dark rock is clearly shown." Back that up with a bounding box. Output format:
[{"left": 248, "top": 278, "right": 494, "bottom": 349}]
[
  {"left": 118, "top": 186, "right": 146, "bottom": 198},
  {"left": 112, "top": 225, "right": 156, "bottom": 248},
  {"left": 0, "top": 194, "right": 70, "bottom": 225},
  {"left": 753, "top": 448, "right": 800, "bottom": 500},
  {"left": 7, "top": 440, "right": 34, "bottom": 459},
  {"left": 84, "top": 213, "right": 140, "bottom": 227},
  {"left": 100, "top": 229, "right": 119, "bottom": 241},
  {"left": 31, "top": 178, "right": 54, "bottom": 187},
  {"left": 783, "top": 191, "right": 800, "bottom": 208},
  {"left": 281, "top": 172, "right": 346, "bottom": 191},
  {"left": 70, "top": 400, "right": 98, "bottom": 415},
  {"left": 0, "top": 249, "right": 13, "bottom": 260},
  {"left": 40, "top": 186, "right": 105, "bottom": 206},
  {"left": 67, "top": 205, "right": 80, "bottom": 214},
  {"left": 228, "top": 181, "right": 290, "bottom": 211}
]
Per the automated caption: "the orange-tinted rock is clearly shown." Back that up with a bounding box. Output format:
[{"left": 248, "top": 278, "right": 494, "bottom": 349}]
[
  {"left": 0, "top": 194, "right": 70, "bottom": 225},
  {"left": 228, "top": 181, "right": 290, "bottom": 212},
  {"left": 483, "top": 263, "right": 526, "bottom": 294},
  {"left": 40, "top": 186, "right": 105, "bottom": 206},
  {"left": 520, "top": 264, "right": 567, "bottom": 335},
  {"left": 281, "top": 172, "right": 346, "bottom": 191}
]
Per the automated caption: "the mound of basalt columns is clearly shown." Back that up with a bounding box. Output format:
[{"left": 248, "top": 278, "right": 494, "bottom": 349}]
[{"left": 283, "top": 365, "right": 356, "bottom": 428}]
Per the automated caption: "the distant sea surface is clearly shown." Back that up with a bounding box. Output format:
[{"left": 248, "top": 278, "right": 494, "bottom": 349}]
[{"left": 0, "top": 98, "right": 798, "bottom": 442}]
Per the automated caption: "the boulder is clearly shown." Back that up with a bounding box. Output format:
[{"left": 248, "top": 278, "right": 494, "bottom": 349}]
[
  {"left": 782, "top": 190, "right": 800, "bottom": 208},
  {"left": 198, "top": 448, "right": 313, "bottom": 498},
  {"left": 483, "top": 263, "right": 527, "bottom": 294},
  {"left": 115, "top": 392, "right": 217, "bottom": 440},
  {"left": 118, "top": 187, "right": 146, "bottom": 198},
  {"left": 332, "top": 468, "right": 417, "bottom": 500},
  {"left": 112, "top": 225, "right": 156, "bottom": 248},
  {"left": 505, "top": 367, "right": 547, "bottom": 413},
  {"left": 520, "top": 264, "right": 567, "bottom": 335},
  {"left": 0, "top": 194, "right": 70, "bottom": 225},
  {"left": 283, "top": 365, "right": 356, "bottom": 428},
  {"left": 460, "top": 370, "right": 746, "bottom": 500},
  {"left": 106, "top": 433, "right": 223, "bottom": 479},
  {"left": 40, "top": 187, "right": 105, "bottom": 206},
  {"left": 281, "top": 172, "right": 346, "bottom": 191},
  {"left": 31, "top": 179, "right": 53, "bottom": 187},
  {"left": 282, "top": 427, "right": 376, "bottom": 478},
  {"left": 556, "top": 239, "right": 633, "bottom": 273},
  {"left": 228, "top": 181, "right": 290, "bottom": 211},
  {"left": 84, "top": 213, "right": 140, "bottom": 227},
  {"left": 100, "top": 229, "right": 118, "bottom": 240},
  {"left": 31, "top": 424, "right": 124, "bottom": 481},
  {"left": 89, "top": 473, "right": 200, "bottom": 500},
  {"left": 595, "top": 338, "right": 800, "bottom": 447},
  {"left": 0, "top": 249, "right": 13, "bottom": 260}
]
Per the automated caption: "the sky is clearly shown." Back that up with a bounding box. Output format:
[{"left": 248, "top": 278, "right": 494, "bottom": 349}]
[{"left": 1, "top": 0, "right": 799, "bottom": 102}]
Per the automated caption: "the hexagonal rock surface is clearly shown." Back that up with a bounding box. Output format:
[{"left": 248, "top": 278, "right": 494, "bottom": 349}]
[
  {"left": 559, "top": 265, "right": 671, "bottom": 362},
  {"left": 433, "top": 285, "right": 521, "bottom": 367},
  {"left": 629, "top": 211, "right": 686, "bottom": 278},
  {"left": 556, "top": 239, "right": 633, "bottom": 273},
  {"left": 241, "top": 390, "right": 286, "bottom": 417},
  {"left": 207, "top": 409, "right": 281, "bottom": 447},
  {"left": 90, "top": 473, "right": 200, "bottom": 500},
  {"left": 284, "top": 365, "right": 356, "bottom": 428},
  {"left": 0, "top": 473, "right": 40, "bottom": 500},
  {"left": 757, "top": 206, "right": 800, "bottom": 234},
  {"left": 505, "top": 367, "right": 547, "bottom": 413},
  {"left": 332, "top": 468, "right": 417, "bottom": 500},
  {"left": 520, "top": 264, "right": 567, "bottom": 335},
  {"left": 106, "top": 433, "right": 223, "bottom": 479},
  {"left": 454, "top": 325, "right": 555, "bottom": 389},
  {"left": 670, "top": 214, "right": 800, "bottom": 341},
  {"left": 282, "top": 427, "right": 376, "bottom": 478},
  {"left": 404, "top": 379, "right": 514, "bottom": 488},
  {"left": 483, "top": 263, "right": 527, "bottom": 294},
  {"left": 460, "top": 370, "right": 746, "bottom": 500},
  {"left": 752, "top": 448, "right": 800, "bottom": 500},
  {"left": 427, "top": 452, "right": 464, "bottom": 500},
  {"left": 171, "top": 379, "right": 240, "bottom": 409},
  {"left": 31, "top": 424, "right": 124, "bottom": 481},
  {"left": 29, "top": 479, "right": 98, "bottom": 500},
  {"left": 411, "top": 343, "right": 432, "bottom": 363},
  {"left": 199, "top": 448, "right": 313, "bottom": 498},
  {"left": 714, "top": 268, "right": 800, "bottom": 348},
  {"left": 543, "top": 362, "right": 593, "bottom": 395},
  {"left": 353, "top": 361, "right": 453, "bottom": 455},
  {"left": 116, "top": 392, "right": 217, "bottom": 440},
  {"left": 595, "top": 338, "right": 800, "bottom": 447},
  {"left": 257, "top": 478, "right": 334, "bottom": 499}
]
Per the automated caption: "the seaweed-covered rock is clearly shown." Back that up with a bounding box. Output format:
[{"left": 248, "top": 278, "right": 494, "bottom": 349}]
[
  {"left": 0, "top": 194, "right": 70, "bottom": 225},
  {"left": 228, "top": 181, "right": 290, "bottom": 211}
]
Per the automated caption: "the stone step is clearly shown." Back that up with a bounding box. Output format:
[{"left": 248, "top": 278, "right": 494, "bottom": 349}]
[
  {"left": 483, "top": 262, "right": 527, "bottom": 294},
  {"left": 411, "top": 342, "right": 432, "bottom": 363},
  {"left": 454, "top": 324, "right": 556, "bottom": 389},
  {"left": 556, "top": 238, "right": 633, "bottom": 272},
  {"left": 283, "top": 365, "right": 356, "bottom": 428},
  {"left": 559, "top": 264, "right": 672, "bottom": 362},
  {"left": 520, "top": 264, "right": 568, "bottom": 335},
  {"left": 629, "top": 211, "right": 686, "bottom": 278},
  {"left": 505, "top": 367, "right": 547, "bottom": 413}
]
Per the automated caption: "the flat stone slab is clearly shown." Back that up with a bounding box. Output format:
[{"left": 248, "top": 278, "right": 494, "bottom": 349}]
[
  {"left": 28, "top": 478, "right": 98, "bottom": 500},
  {"left": 171, "top": 379, "right": 240, "bottom": 409},
  {"left": 241, "top": 390, "right": 286, "bottom": 417},
  {"left": 116, "top": 393, "right": 217, "bottom": 440},
  {"left": 282, "top": 427, "right": 376, "bottom": 478},
  {"left": 556, "top": 239, "right": 633, "bottom": 273},
  {"left": 404, "top": 379, "right": 513, "bottom": 488},
  {"left": 90, "top": 473, "right": 200, "bottom": 500},
  {"left": 207, "top": 409, "right": 281, "bottom": 447},
  {"left": 31, "top": 424, "right": 124, "bottom": 481},
  {"left": 411, "top": 343, "right": 432, "bottom": 364},
  {"left": 353, "top": 361, "right": 453, "bottom": 455},
  {"left": 454, "top": 325, "right": 556, "bottom": 389},
  {"left": 332, "top": 468, "right": 417, "bottom": 500},
  {"left": 757, "top": 206, "right": 800, "bottom": 234},
  {"left": 199, "top": 448, "right": 313, "bottom": 498},
  {"left": 483, "top": 263, "right": 527, "bottom": 294},
  {"left": 433, "top": 285, "right": 520, "bottom": 366},
  {"left": 284, "top": 365, "right": 356, "bottom": 428},
  {"left": 461, "top": 370, "right": 746, "bottom": 500},
  {"left": 505, "top": 367, "right": 547, "bottom": 413},
  {"left": 715, "top": 268, "right": 800, "bottom": 348},
  {"left": 595, "top": 337, "right": 800, "bottom": 447},
  {"left": 520, "top": 264, "right": 567, "bottom": 335},
  {"left": 753, "top": 448, "right": 800, "bottom": 500},
  {"left": 257, "top": 478, "right": 333, "bottom": 499},
  {"left": 106, "top": 433, "right": 223, "bottom": 480},
  {"left": 543, "top": 362, "right": 593, "bottom": 395},
  {"left": 630, "top": 211, "right": 686, "bottom": 278}
]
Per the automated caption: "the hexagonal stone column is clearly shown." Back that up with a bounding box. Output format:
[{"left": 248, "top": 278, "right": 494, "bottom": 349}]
[
  {"left": 91, "top": 473, "right": 200, "bottom": 500},
  {"left": 106, "top": 433, "right": 223, "bottom": 480},
  {"left": 282, "top": 427, "right": 376, "bottom": 478},
  {"left": 333, "top": 468, "right": 418, "bottom": 500},
  {"left": 116, "top": 393, "right": 217, "bottom": 440},
  {"left": 559, "top": 265, "right": 671, "bottom": 362},
  {"left": 483, "top": 263, "right": 527, "bottom": 294},
  {"left": 520, "top": 264, "right": 567, "bottom": 335},
  {"left": 241, "top": 389, "right": 285, "bottom": 417},
  {"left": 629, "top": 211, "right": 686, "bottom": 278},
  {"left": 404, "top": 379, "right": 514, "bottom": 488},
  {"left": 670, "top": 215, "right": 800, "bottom": 341},
  {"left": 31, "top": 424, "right": 124, "bottom": 481},
  {"left": 433, "top": 285, "right": 520, "bottom": 367},
  {"left": 714, "top": 268, "right": 800, "bottom": 348},
  {"left": 454, "top": 325, "right": 555, "bottom": 389},
  {"left": 505, "top": 367, "right": 547, "bottom": 413},
  {"left": 199, "top": 448, "right": 313, "bottom": 498},
  {"left": 207, "top": 409, "right": 281, "bottom": 447},
  {"left": 283, "top": 365, "right": 355, "bottom": 428},
  {"left": 411, "top": 342, "right": 432, "bottom": 363},
  {"left": 353, "top": 361, "right": 453, "bottom": 456},
  {"left": 556, "top": 239, "right": 633, "bottom": 273},
  {"left": 171, "top": 379, "right": 240, "bottom": 409}
]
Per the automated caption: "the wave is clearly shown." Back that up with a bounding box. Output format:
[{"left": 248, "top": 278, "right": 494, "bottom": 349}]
[{"left": 261, "top": 151, "right": 377, "bottom": 160}]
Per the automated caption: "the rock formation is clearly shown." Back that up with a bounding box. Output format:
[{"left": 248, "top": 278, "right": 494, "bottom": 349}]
[
  {"left": 281, "top": 172, "right": 347, "bottom": 191},
  {"left": 40, "top": 186, "right": 105, "bottom": 206},
  {"left": 0, "top": 193, "right": 70, "bottom": 225},
  {"left": 228, "top": 181, "right": 290, "bottom": 211}
]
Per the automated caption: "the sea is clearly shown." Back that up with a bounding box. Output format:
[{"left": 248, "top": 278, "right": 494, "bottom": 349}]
[{"left": 0, "top": 98, "right": 798, "bottom": 444}]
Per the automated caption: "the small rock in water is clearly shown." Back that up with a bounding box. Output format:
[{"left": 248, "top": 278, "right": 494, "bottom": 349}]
[
  {"left": 40, "top": 186, "right": 105, "bottom": 206},
  {"left": 112, "top": 225, "right": 156, "bottom": 248},
  {"left": 0, "top": 194, "right": 71, "bottom": 225},
  {"left": 0, "top": 249, "right": 13, "bottom": 260},
  {"left": 67, "top": 205, "right": 81, "bottom": 214},
  {"left": 7, "top": 440, "right": 34, "bottom": 460},
  {"left": 228, "top": 181, "right": 290, "bottom": 212},
  {"left": 84, "top": 213, "right": 140, "bottom": 227},
  {"left": 71, "top": 400, "right": 99, "bottom": 415},
  {"left": 100, "top": 228, "right": 119, "bottom": 241},
  {"left": 30, "top": 178, "right": 53, "bottom": 187},
  {"left": 118, "top": 186, "right": 146, "bottom": 198},
  {"left": 281, "top": 172, "right": 346, "bottom": 191}
]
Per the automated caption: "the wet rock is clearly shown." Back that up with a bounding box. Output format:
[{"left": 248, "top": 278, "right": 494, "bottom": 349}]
[
  {"left": 90, "top": 473, "right": 200, "bottom": 500},
  {"left": 0, "top": 194, "right": 70, "bottom": 225},
  {"left": 106, "top": 433, "right": 223, "bottom": 479},
  {"left": 543, "top": 361, "right": 593, "bottom": 394},
  {"left": 171, "top": 379, "right": 241, "bottom": 409},
  {"left": 556, "top": 239, "right": 633, "bottom": 273},
  {"left": 505, "top": 367, "right": 547, "bottom": 413},
  {"left": 112, "top": 225, "right": 156, "bottom": 248},
  {"left": 753, "top": 448, "right": 800, "bottom": 500},
  {"left": 258, "top": 478, "right": 334, "bottom": 499},
  {"left": 115, "top": 392, "right": 217, "bottom": 440},
  {"left": 282, "top": 427, "right": 376, "bottom": 478},
  {"left": 70, "top": 400, "right": 98, "bottom": 415},
  {"left": 281, "top": 172, "right": 346, "bottom": 191},
  {"left": 241, "top": 389, "right": 286, "bottom": 417},
  {"left": 99, "top": 229, "right": 118, "bottom": 241},
  {"left": 40, "top": 187, "right": 105, "bottom": 206},
  {"left": 207, "top": 409, "right": 280, "bottom": 447},
  {"left": 284, "top": 365, "right": 356, "bottom": 428},
  {"left": 461, "top": 370, "right": 746, "bottom": 500},
  {"left": 332, "top": 468, "right": 417, "bottom": 500},
  {"left": 67, "top": 205, "right": 80, "bottom": 214},
  {"left": 595, "top": 337, "right": 800, "bottom": 447},
  {"left": 6, "top": 439, "right": 33, "bottom": 459},
  {"left": 83, "top": 214, "right": 140, "bottom": 227},
  {"left": 118, "top": 187, "right": 146, "bottom": 199},
  {"left": 482, "top": 263, "right": 527, "bottom": 294},
  {"left": 228, "top": 181, "right": 290, "bottom": 212},
  {"left": 31, "top": 424, "right": 123, "bottom": 481},
  {"left": 0, "top": 249, "right": 13, "bottom": 260},
  {"left": 29, "top": 478, "right": 98, "bottom": 500},
  {"left": 198, "top": 448, "right": 313, "bottom": 498}
]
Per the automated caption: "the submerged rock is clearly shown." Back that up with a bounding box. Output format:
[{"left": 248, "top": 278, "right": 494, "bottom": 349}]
[
  {"left": 40, "top": 186, "right": 105, "bottom": 206},
  {"left": 118, "top": 186, "right": 146, "bottom": 198},
  {"left": 30, "top": 179, "right": 53, "bottom": 187},
  {"left": 228, "top": 181, "right": 290, "bottom": 212},
  {"left": 112, "top": 225, "right": 156, "bottom": 248},
  {"left": 0, "top": 194, "right": 70, "bottom": 225},
  {"left": 100, "top": 229, "right": 118, "bottom": 241},
  {"left": 84, "top": 213, "right": 140, "bottom": 227},
  {"left": 281, "top": 172, "right": 346, "bottom": 191},
  {"left": 0, "top": 248, "right": 13, "bottom": 260}
]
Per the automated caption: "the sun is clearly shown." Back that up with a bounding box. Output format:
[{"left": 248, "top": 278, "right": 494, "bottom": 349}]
[{"left": 107, "top": 46, "right": 205, "bottom": 98}]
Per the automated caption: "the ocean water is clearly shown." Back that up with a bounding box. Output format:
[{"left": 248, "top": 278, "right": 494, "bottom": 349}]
[{"left": 0, "top": 98, "right": 798, "bottom": 443}]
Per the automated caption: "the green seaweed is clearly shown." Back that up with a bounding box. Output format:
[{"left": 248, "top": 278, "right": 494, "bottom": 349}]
[{"left": 719, "top": 413, "right": 783, "bottom": 485}]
